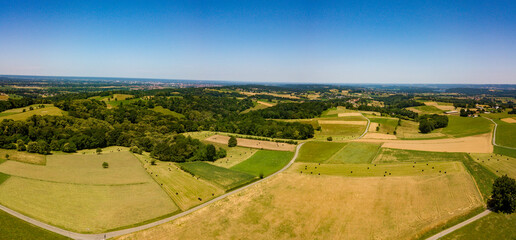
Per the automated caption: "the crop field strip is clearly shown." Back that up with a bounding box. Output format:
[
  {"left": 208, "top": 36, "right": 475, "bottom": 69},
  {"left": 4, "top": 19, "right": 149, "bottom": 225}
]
[
  {"left": 134, "top": 153, "right": 225, "bottom": 211},
  {"left": 0, "top": 151, "right": 179, "bottom": 233},
  {"left": 230, "top": 150, "right": 294, "bottom": 177},
  {"left": 178, "top": 162, "right": 257, "bottom": 190},
  {"left": 470, "top": 153, "right": 516, "bottom": 178},
  {"left": 291, "top": 161, "right": 463, "bottom": 177},
  {"left": 0, "top": 149, "right": 47, "bottom": 165},
  {"left": 493, "top": 119, "right": 516, "bottom": 148},
  {"left": 325, "top": 142, "right": 382, "bottom": 164},
  {"left": 0, "top": 208, "right": 71, "bottom": 240}
]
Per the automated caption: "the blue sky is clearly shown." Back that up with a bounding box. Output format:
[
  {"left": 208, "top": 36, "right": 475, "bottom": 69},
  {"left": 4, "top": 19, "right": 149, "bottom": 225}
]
[{"left": 1, "top": 0, "right": 515, "bottom": 84}]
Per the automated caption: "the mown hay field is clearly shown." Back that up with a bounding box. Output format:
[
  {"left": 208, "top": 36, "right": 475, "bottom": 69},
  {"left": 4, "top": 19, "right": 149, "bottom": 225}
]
[
  {"left": 0, "top": 149, "right": 46, "bottom": 164},
  {"left": 470, "top": 153, "right": 516, "bottom": 178},
  {"left": 326, "top": 142, "right": 381, "bottom": 164},
  {"left": 115, "top": 171, "right": 482, "bottom": 240},
  {"left": 373, "top": 148, "right": 470, "bottom": 163},
  {"left": 134, "top": 153, "right": 224, "bottom": 211},
  {"left": 211, "top": 146, "right": 258, "bottom": 168},
  {"left": 205, "top": 135, "right": 295, "bottom": 151},
  {"left": 0, "top": 151, "right": 178, "bottom": 233},
  {"left": 230, "top": 150, "right": 293, "bottom": 177},
  {"left": 178, "top": 162, "right": 256, "bottom": 190},
  {"left": 291, "top": 161, "right": 463, "bottom": 177}
]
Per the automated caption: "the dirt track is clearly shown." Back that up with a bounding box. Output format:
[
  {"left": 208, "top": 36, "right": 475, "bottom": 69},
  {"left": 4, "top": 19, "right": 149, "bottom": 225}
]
[
  {"left": 356, "top": 133, "right": 492, "bottom": 153},
  {"left": 205, "top": 135, "right": 296, "bottom": 151}
]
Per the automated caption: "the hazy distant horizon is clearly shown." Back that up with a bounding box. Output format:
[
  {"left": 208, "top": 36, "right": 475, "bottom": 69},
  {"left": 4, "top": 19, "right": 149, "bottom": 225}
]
[{"left": 1, "top": 1, "right": 516, "bottom": 84}]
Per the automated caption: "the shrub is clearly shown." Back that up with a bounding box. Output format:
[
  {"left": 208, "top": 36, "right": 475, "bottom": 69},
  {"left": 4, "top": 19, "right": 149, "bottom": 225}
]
[
  {"left": 102, "top": 162, "right": 109, "bottom": 168},
  {"left": 62, "top": 142, "right": 77, "bottom": 153},
  {"left": 96, "top": 148, "right": 102, "bottom": 154},
  {"left": 228, "top": 136, "right": 237, "bottom": 147},
  {"left": 327, "top": 136, "right": 333, "bottom": 141}
]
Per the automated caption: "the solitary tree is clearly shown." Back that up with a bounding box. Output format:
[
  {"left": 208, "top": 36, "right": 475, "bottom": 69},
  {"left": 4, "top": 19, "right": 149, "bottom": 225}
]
[
  {"left": 488, "top": 175, "right": 516, "bottom": 214},
  {"left": 96, "top": 148, "right": 102, "bottom": 154},
  {"left": 327, "top": 136, "right": 333, "bottom": 141},
  {"left": 228, "top": 136, "right": 237, "bottom": 147},
  {"left": 102, "top": 162, "right": 109, "bottom": 168},
  {"left": 206, "top": 144, "right": 217, "bottom": 161},
  {"left": 5, "top": 154, "right": 9, "bottom": 159}
]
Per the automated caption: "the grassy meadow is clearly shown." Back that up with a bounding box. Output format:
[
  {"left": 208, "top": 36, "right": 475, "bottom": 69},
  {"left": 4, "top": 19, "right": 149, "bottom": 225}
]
[
  {"left": 291, "top": 161, "right": 463, "bottom": 177},
  {"left": 493, "top": 119, "right": 516, "bottom": 148},
  {"left": 151, "top": 106, "right": 185, "bottom": 118},
  {"left": 178, "top": 162, "right": 257, "bottom": 190},
  {"left": 0, "top": 149, "right": 46, "bottom": 165},
  {"left": 230, "top": 150, "right": 293, "bottom": 177},
  {"left": 326, "top": 142, "right": 381, "bottom": 164},
  {"left": 369, "top": 117, "right": 399, "bottom": 134},
  {"left": 296, "top": 142, "right": 347, "bottom": 163},
  {"left": 211, "top": 146, "right": 258, "bottom": 168},
  {"left": 441, "top": 212, "right": 516, "bottom": 240},
  {"left": 374, "top": 148, "right": 469, "bottom": 163},
  {"left": 441, "top": 116, "right": 492, "bottom": 138},
  {"left": 0, "top": 104, "right": 66, "bottom": 121}
]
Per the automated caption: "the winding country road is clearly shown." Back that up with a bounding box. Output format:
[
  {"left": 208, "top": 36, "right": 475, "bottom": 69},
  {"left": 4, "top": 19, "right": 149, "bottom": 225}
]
[
  {"left": 357, "top": 113, "right": 371, "bottom": 139},
  {"left": 483, "top": 116, "right": 516, "bottom": 150},
  {"left": 0, "top": 143, "right": 305, "bottom": 240}
]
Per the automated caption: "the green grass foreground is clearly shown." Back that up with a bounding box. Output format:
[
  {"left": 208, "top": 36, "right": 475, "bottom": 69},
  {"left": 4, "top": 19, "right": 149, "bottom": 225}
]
[
  {"left": 230, "top": 150, "right": 293, "bottom": 177},
  {"left": 0, "top": 210, "right": 70, "bottom": 240}
]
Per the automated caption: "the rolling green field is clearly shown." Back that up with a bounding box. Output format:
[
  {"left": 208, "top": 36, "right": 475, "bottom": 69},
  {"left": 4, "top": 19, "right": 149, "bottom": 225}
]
[
  {"left": 369, "top": 117, "right": 399, "bottom": 134},
  {"left": 441, "top": 116, "right": 492, "bottom": 138},
  {"left": 0, "top": 151, "right": 178, "bottom": 233},
  {"left": 151, "top": 106, "right": 185, "bottom": 118},
  {"left": 178, "top": 162, "right": 257, "bottom": 190},
  {"left": 396, "top": 119, "right": 446, "bottom": 139},
  {"left": 291, "top": 161, "right": 463, "bottom": 177},
  {"left": 0, "top": 104, "right": 66, "bottom": 121},
  {"left": 0, "top": 210, "right": 71, "bottom": 240},
  {"left": 494, "top": 146, "right": 516, "bottom": 158},
  {"left": 470, "top": 153, "right": 516, "bottom": 178},
  {"left": 441, "top": 212, "right": 516, "bottom": 240},
  {"left": 374, "top": 148, "right": 469, "bottom": 163},
  {"left": 407, "top": 105, "right": 444, "bottom": 115},
  {"left": 493, "top": 119, "right": 516, "bottom": 148},
  {"left": 326, "top": 142, "right": 382, "bottom": 164},
  {"left": 230, "top": 150, "right": 293, "bottom": 177},
  {"left": 296, "top": 142, "right": 347, "bottom": 163},
  {"left": 134, "top": 153, "right": 224, "bottom": 211},
  {"left": 318, "top": 124, "right": 365, "bottom": 139}
]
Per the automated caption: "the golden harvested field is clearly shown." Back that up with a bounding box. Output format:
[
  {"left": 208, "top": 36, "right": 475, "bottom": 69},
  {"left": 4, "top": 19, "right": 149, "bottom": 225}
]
[
  {"left": 0, "top": 152, "right": 151, "bottom": 185},
  {"left": 205, "top": 135, "right": 296, "bottom": 151},
  {"left": 115, "top": 171, "right": 482, "bottom": 240},
  {"left": 369, "top": 122, "right": 379, "bottom": 131},
  {"left": 363, "top": 133, "right": 397, "bottom": 139},
  {"left": 501, "top": 117, "right": 516, "bottom": 123},
  {"left": 0, "top": 151, "right": 178, "bottom": 233},
  {"left": 0, "top": 177, "right": 177, "bottom": 233},
  {"left": 423, "top": 101, "right": 456, "bottom": 111},
  {"left": 337, "top": 112, "right": 362, "bottom": 117},
  {"left": 0, "top": 149, "right": 46, "bottom": 164},
  {"left": 357, "top": 133, "right": 492, "bottom": 153}
]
